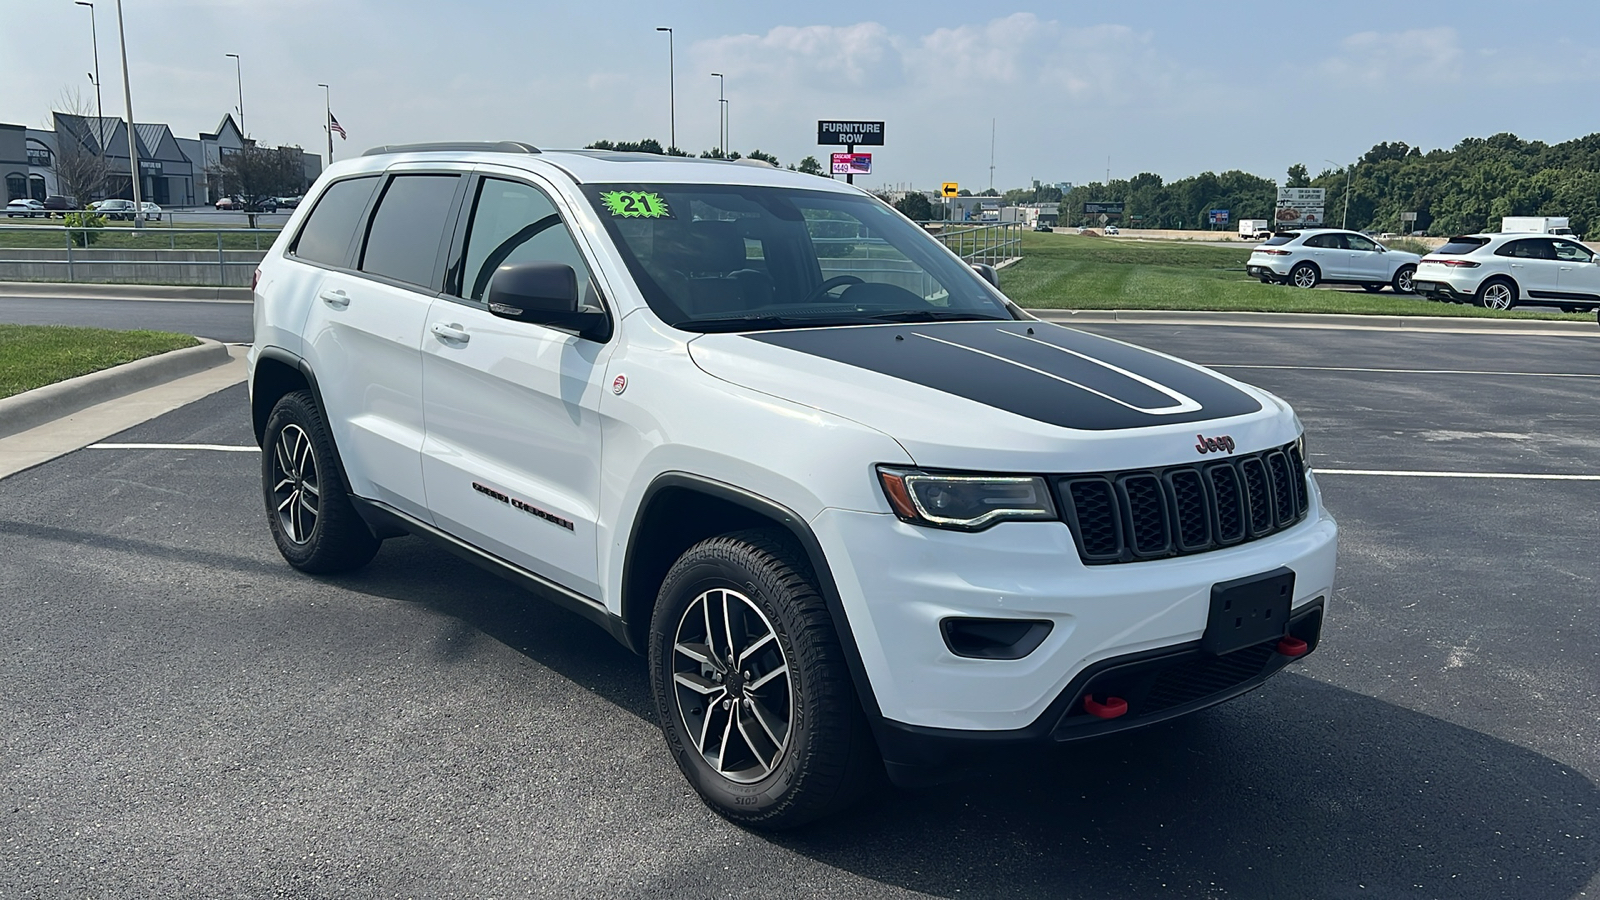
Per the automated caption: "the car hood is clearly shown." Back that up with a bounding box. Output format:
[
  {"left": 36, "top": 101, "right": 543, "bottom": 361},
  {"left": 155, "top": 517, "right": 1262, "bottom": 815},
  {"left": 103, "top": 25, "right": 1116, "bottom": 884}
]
[{"left": 688, "top": 320, "right": 1296, "bottom": 471}]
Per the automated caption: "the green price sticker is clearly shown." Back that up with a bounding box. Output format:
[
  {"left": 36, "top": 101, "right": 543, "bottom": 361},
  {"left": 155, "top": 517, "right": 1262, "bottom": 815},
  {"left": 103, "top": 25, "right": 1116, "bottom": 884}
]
[{"left": 600, "top": 190, "right": 671, "bottom": 218}]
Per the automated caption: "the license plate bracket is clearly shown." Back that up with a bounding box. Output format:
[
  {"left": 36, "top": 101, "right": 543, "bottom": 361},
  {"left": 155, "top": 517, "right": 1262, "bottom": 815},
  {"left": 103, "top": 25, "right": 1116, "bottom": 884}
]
[{"left": 1202, "top": 567, "right": 1295, "bottom": 655}]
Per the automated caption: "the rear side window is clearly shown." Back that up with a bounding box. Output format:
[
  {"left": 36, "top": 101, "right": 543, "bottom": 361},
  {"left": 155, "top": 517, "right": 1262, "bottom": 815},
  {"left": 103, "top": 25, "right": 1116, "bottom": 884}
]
[
  {"left": 1436, "top": 237, "right": 1490, "bottom": 255},
  {"left": 292, "top": 176, "right": 379, "bottom": 266},
  {"left": 1496, "top": 238, "right": 1554, "bottom": 260},
  {"left": 359, "top": 174, "right": 461, "bottom": 289},
  {"left": 1261, "top": 234, "right": 1296, "bottom": 246}
]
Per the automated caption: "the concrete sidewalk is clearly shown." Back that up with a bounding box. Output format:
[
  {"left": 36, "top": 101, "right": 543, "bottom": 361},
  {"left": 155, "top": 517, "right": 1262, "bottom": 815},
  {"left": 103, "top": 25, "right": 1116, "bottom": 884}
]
[{"left": 0, "top": 280, "right": 251, "bottom": 302}]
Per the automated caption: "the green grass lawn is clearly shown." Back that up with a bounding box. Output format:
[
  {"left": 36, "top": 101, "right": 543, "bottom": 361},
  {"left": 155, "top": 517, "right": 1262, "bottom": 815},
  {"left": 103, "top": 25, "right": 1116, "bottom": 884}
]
[
  {"left": 0, "top": 325, "right": 199, "bottom": 400},
  {"left": 0, "top": 223, "right": 279, "bottom": 251},
  {"left": 1004, "top": 233, "right": 1592, "bottom": 321}
]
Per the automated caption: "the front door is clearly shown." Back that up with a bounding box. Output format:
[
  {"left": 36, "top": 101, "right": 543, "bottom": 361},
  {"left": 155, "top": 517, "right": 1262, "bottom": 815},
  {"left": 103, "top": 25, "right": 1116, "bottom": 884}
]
[
  {"left": 419, "top": 175, "right": 613, "bottom": 598},
  {"left": 1498, "top": 238, "right": 1560, "bottom": 299},
  {"left": 1552, "top": 239, "right": 1600, "bottom": 299},
  {"left": 1344, "top": 233, "right": 1388, "bottom": 282}
]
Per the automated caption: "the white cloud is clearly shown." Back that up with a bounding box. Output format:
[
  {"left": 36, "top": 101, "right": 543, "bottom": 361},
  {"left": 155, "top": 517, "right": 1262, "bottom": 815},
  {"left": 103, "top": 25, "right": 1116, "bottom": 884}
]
[{"left": 1320, "top": 28, "right": 1464, "bottom": 84}]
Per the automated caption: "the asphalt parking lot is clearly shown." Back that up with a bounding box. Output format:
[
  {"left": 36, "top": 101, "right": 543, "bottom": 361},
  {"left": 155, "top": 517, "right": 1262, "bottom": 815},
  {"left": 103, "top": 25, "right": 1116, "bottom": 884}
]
[{"left": 2, "top": 323, "right": 1597, "bottom": 898}]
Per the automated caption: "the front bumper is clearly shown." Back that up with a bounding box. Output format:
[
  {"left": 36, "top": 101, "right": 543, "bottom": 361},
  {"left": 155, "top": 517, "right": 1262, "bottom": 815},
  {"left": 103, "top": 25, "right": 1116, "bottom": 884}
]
[{"left": 811, "top": 493, "right": 1338, "bottom": 735}]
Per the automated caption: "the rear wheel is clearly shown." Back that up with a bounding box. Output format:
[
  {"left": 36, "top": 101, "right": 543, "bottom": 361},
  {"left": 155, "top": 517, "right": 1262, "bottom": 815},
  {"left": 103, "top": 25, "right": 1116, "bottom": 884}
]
[
  {"left": 1392, "top": 265, "right": 1417, "bottom": 294},
  {"left": 1475, "top": 278, "right": 1517, "bottom": 310},
  {"left": 1289, "top": 263, "right": 1319, "bottom": 289},
  {"left": 648, "top": 530, "right": 880, "bottom": 829},
  {"left": 261, "top": 390, "right": 380, "bottom": 573}
]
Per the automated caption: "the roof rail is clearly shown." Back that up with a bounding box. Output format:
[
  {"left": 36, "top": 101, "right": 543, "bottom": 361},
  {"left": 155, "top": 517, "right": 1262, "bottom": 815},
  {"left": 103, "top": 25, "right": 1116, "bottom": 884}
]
[{"left": 361, "top": 141, "right": 541, "bottom": 157}]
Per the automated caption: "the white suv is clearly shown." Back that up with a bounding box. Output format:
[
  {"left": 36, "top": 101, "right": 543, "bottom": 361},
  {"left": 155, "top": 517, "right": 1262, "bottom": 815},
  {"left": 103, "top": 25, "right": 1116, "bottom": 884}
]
[
  {"left": 1247, "top": 228, "right": 1419, "bottom": 293},
  {"left": 248, "top": 142, "right": 1337, "bottom": 828},
  {"left": 1414, "top": 233, "right": 1600, "bottom": 312}
]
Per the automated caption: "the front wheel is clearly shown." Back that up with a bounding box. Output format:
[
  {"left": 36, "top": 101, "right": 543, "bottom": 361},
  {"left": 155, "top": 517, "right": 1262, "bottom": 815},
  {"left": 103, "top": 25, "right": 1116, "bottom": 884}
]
[
  {"left": 1475, "top": 278, "right": 1516, "bottom": 310},
  {"left": 261, "top": 390, "right": 380, "bottom": 573},
  {"left": 648, "top": 530, "right": 880, "bottom": 829},
  {"left": 1392, "top": 265, "right": 1416, "bottom": 294},
  {"left": 1289, "top": 263, "right": 1319, "bottom": 289}
]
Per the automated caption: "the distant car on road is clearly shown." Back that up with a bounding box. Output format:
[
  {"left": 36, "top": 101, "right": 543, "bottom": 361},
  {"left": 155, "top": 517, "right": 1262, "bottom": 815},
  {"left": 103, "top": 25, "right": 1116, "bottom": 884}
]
[
  {"left": 1032, "top": 222, "right": 1053, "bottom": 233},
  {"left": 140, "top": 202, "right": 163, "bottom": 222},
  {"left": 5, "top": 198, "right": 45, "bottom": 218},
  {"left": 42, "top": 195, "right": 80, "bottom": 216},
  {"left": 95, "top": 199, "right": 138, "bottom": 220},
  {"left": 276, "top": 195, "right": 304, "bottom": 209},
  {"left": 1414, "top": 233, "right": 1600, "bottom": 312},
  {"left": 215, "top": 196, "right": 241, "bottom": 210},
  {"left": 1247, "top": 228, "right": 1420, "bottom": 293},
  {"left": 1103, "top": 224, "right": 1120, "bottom": 235},
  {"left": 248, "top": 197, "right": 279, "bottom": 213}
]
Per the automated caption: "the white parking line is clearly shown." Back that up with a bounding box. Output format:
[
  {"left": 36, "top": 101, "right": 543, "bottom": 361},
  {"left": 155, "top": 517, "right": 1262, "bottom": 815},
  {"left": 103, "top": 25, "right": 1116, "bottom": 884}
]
[
  {"left": 88, "top": 443, "right": 258, "bottom": 452},
  {"left": 1317, "top": 468, "right": 1600, "bottom": 481},
  {"left": 1207, "top": 364, "right": 1600, "bottom": 379}
]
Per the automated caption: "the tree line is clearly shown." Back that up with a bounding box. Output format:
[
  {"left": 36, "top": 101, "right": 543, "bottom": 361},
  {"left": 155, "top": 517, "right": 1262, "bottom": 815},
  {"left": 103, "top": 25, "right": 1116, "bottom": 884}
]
[{"left": 1050, "top": 131, "right": 1600, "bottom": 236}]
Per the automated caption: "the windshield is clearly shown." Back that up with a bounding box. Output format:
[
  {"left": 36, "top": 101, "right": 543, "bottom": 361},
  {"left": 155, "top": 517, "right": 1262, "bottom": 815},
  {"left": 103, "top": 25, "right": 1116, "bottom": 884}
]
[{"left": 581, "top": 183, "right": 1015, "bottom": 332}]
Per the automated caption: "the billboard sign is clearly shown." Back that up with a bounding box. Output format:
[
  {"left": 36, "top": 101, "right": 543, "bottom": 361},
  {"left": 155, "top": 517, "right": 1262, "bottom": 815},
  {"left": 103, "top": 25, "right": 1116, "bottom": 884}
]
[
  {"left": 817, "top": 120, "right": 885, "bottom": 146},
  {"left": 830, "top": 153, "right": 872, "bottom": 175},
  {"left": 1276, "top": 187, "right": 1326, "bottom": 228},
  {"left": 1083, "top": 201, "right": 1124, "bottom": 216},
  {"left": 1209, "top": 209, "right": 1230, "bottom": 225}
]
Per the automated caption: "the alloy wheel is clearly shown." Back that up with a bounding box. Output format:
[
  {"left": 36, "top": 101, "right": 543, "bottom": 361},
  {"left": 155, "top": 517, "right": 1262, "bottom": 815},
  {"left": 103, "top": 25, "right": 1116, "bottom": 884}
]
[
  {"left": 1292, "top": 266, "right": 1316, "bottom": 288},
  {"left": 1484, "top": 283, "right": 1513, "bottom": 310},
  {"left": 1397, "top": 269, "right": 1414, "bottom": 293},
  {"left": 270, "top": 423, "right": 320, "bottom": 545},
  {"left": 671, "top": 587, "right": 793, "bottom": 784}
]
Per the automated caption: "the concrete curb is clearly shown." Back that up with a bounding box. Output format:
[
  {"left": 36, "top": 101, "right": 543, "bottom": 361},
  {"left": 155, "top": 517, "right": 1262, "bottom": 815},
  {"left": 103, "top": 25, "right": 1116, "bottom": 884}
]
[
  {"left": 0, "top": 338, "right": 232, "bottom": 440},
  {"left": 1027, "top": 308, "right": 1600, "bottom": 337},
  {"left": 0, "top": 281, "right": 252, "bottom": 302}
]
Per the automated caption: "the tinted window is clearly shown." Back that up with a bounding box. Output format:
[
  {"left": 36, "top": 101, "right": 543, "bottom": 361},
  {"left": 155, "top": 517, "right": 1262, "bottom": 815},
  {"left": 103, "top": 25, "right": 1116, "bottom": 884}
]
[
  {"left": 1436, "top": 238, "right": 1489, "bottom": 255},
  {"left": 1346, "top": 234, "right": 1378, "bottom": 252},
  {"left": 460, "top": 178, "right": 598, "bottom": 309},
  {"left": 1304, "top": 233, "right": 1344, "bottom": 249},
  {"left": 1496, "top": 238, "right": 1555, "bottom": 260},
  {"left": 359, "top": 174, "right": 460, "bottom": 288},
  {"left": 1261, "top": 234, "right": 1296, "bottom": 246},
  {"left": 293, "top": 176, "right": 379, "bottom": 266}
]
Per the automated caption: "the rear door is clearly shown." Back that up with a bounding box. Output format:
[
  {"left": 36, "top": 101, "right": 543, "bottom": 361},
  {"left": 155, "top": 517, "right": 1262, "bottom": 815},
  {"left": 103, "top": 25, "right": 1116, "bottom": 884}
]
[
  {"left": 298, "top": 170, "right": 464, "bottom": 520},
  {"left": 418, "top": 174, "right": 615, "bottom": 598}
]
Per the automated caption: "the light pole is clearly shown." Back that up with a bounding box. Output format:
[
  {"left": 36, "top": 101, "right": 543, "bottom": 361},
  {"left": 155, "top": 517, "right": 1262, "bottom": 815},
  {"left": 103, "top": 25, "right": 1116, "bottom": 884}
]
[
  {"left": 317, "top": 83, "right": 332, "bottom": 164},
  {"left": 1325, "top": 158, "right": 1354, "bottom": 230},
  {"left": 711, "top": 72, "right": 727, "bottom": 157},
  {"left": 225, "top": 53, "right": 245, "bottom": 137},
  {"left": 113, "top": 0, "right": 141, "bottom": 223},
  {"left": 656, "top": 27, "right": 675, "bottom": 152},
  {"left": 74, "top": 2, "right": 106, "bottom": 158}
]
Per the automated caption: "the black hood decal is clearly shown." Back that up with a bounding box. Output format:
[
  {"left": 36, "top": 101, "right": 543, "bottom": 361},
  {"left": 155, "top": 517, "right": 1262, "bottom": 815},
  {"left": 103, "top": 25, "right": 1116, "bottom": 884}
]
[{"left": 744, "top": 322, "right": 1261, "bottom": 430}]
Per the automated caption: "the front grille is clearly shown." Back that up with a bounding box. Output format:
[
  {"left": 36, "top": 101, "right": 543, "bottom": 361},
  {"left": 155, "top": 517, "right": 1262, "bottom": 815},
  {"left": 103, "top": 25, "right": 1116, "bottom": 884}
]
[{"left": 1058, "top": 440, "right": 1308, "bottom": 565}]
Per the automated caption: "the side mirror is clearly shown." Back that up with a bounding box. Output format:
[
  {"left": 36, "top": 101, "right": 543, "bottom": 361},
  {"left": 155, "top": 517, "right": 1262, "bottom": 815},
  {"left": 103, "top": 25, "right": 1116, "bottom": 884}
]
[
  {"left": 485, "top": 261, "right": 609, "bottom": 341},
  {"left": 971, "top": 263, "right": 1000, "bottom": 289}
]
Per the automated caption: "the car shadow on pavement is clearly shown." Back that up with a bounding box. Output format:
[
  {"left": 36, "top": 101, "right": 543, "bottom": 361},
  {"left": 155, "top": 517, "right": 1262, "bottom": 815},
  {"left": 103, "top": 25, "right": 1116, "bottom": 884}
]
[{"left": 333, "top": 539, "right": 1599, "bottom": 900}]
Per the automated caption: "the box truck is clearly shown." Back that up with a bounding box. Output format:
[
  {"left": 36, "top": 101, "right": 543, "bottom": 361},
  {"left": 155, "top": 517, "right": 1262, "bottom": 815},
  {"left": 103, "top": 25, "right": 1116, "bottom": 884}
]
[
  {"left": 1500, "top": 216, "right": 1579, "bottom": 239},
  {"left": 1239, "top": 219, "right": 1272, "bottom": 241}
]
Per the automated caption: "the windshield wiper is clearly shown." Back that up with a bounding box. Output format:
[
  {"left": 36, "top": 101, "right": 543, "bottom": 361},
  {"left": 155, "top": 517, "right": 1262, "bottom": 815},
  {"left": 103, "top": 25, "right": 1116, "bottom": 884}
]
[
  {"left": 860, "top": 309, "right": 1011, "bottom": 323},
  {"left": 677, "top": 314, "right": 884, "bottom": 333}
]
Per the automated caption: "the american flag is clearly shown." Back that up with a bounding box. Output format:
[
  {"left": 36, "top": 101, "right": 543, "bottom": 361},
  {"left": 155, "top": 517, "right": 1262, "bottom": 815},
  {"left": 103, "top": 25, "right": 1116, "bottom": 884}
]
[{"left": 329, "top": 113, "right": 347, "bottom": 140}]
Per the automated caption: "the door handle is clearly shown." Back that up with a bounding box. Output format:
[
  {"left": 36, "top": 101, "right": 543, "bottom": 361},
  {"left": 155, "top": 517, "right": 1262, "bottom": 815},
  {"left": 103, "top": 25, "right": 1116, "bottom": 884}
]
[
  {"left": 431, "top": 322, "right": 470, "bottom": 344},
  {"left": 319, "top": 288, "right": 349, "bottom": 309}
]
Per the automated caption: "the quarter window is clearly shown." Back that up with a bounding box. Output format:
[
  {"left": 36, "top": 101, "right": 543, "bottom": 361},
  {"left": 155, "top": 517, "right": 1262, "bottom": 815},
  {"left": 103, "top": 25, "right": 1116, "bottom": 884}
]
[
  {"left": 459, "top": 178, "right": 598, "bottom": 309},
  {"left": 292, "top": 176, "right": 379, "bottom": 267},
  {"left": 360, "top": 174, "right": 461, "bottom": 289},
  {"left": 1497, "top": 239, "right": 1555, "bottom": 260}
]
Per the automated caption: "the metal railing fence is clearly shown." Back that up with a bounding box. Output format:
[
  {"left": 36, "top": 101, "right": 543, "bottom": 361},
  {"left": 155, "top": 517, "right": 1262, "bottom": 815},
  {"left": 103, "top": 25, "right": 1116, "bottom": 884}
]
[
  {"left": 0, "top": 223, "right": 279, "bottom": 286},
  {"left": 916, "top": 221, "right": 1024, "bottom": 267}
]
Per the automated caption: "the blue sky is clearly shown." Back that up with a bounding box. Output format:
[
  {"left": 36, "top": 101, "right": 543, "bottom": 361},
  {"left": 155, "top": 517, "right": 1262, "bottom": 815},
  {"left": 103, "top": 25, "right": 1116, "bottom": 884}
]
[{"left": 5, "top": 1, "right": 1598, "bottom": 191}]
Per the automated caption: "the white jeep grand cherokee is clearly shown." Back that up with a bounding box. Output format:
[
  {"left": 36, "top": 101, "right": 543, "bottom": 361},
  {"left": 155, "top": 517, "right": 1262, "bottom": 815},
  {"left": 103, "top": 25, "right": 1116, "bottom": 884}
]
[{"left": 248, "top": 142, "right": 1337, "bottom": 828}]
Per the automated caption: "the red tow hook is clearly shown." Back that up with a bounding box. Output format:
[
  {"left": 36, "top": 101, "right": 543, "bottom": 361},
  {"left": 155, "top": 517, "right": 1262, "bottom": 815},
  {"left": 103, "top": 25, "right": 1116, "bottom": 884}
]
[
  {"left": 1277, "top": 635, "right": 1309, "bottom": 658},
  {"left": 1084, "top": 695, "right": 1128, "bottom": 719}
]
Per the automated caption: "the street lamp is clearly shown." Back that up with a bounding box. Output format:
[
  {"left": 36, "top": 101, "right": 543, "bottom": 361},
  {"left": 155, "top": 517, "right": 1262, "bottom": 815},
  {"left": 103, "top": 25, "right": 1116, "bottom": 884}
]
[
  {"left": 711, "top": 72, "right": 727, "bottom": 157},
  {"left": 1325, "top": 157, "right": 1354, "bottom": 230},
  {"left": 112, "top": 0, "right": 141, "bottom": 224},
  {"left": 317, "top": 83, "right": 332, "bottom": 164},
  {"left": 225, "top": 53, "right": 245, "bottom": 136},
  {"left": 73, "top": 2, "right": 106, "bottom": 157},
  {"left": 655, "top": 27, "right": 675, "bottom": 152}
]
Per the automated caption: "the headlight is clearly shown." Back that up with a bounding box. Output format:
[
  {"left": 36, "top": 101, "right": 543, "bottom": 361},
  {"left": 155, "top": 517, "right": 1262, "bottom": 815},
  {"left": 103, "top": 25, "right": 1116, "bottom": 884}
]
[{"left": 877, "top": 467, "right": 1057, "bottom": 531}]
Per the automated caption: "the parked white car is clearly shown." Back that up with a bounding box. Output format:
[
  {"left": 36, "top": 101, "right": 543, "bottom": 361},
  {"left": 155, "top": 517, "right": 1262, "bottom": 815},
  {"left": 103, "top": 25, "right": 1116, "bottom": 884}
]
[
  {"left": 139, "top": 201, "right": 163, "bottom": 222},
  {"left": 4, "top": 198, "right": 45, "bottom": 218},
  {"left": 1247, "top": 228, "right": 1419, "bottom": 293},
  {"left": 248, "top": 142, "right": 1336, "bottom": 827},
  {"left": 1414, "top": 233, "right": 1600, "bottom": 312}
]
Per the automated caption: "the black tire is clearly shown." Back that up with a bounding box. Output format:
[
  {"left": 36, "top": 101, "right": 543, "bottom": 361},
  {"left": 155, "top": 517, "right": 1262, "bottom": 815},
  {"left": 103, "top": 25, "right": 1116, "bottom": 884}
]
[
  {"left": 1361, "top": 283, "right": 1384, "bottom": 293},
  {"left": 261, "top": 390, "right": 380, "bottom": 574},
  {"left": 648, "top": 529, "right": 880, "bottom": 829},
  {"left": 1392, "top": 265, "right": 1417, "bottom": 295},
  {"left": 1475, "top": 277, "right": 1517, "bottom": 310},
  {"left": 1289, "top": 262, "right": 1319, "bottom": 289}
]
